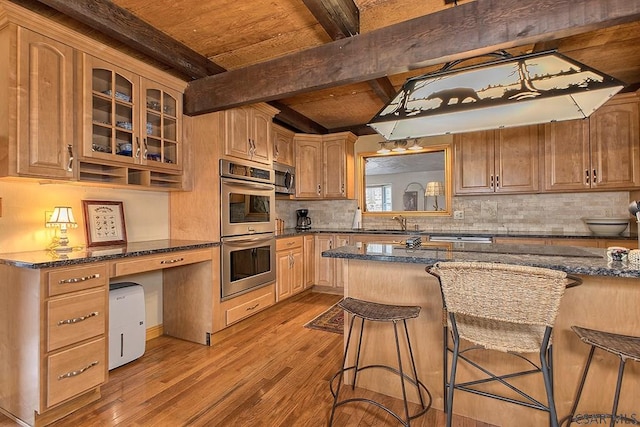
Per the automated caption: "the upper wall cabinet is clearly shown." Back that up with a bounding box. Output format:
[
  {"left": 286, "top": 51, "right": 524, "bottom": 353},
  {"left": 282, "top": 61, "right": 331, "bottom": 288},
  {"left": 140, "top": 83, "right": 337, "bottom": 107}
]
[
  {"left": 0, "top": 1, "right": 187, "bottom": 190},
  {"left": 543, "top": 92, "right": 640, "bottom": 192},
  {"left": 272, "top": 123, "right": 295, "bottom": 166},
  {"left": 294, "top": 132, "right": 356, "bottom": 199},
  {"left": 0, "top": 25, "right": 75, "bottom": 180},
  {"left": 79, "top": 54, "right": 184, "bottom": 186},
  {"left": 454, "top": 126, "right": 540, "bottom": 195},
  {"left": 223, "top": 104, "right": 279, "bottom": 165}
]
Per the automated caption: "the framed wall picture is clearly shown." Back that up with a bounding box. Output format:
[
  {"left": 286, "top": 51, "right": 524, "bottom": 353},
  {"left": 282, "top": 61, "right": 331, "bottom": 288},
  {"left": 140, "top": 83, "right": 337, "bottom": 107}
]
[
  {"left": 82, "top": 200, "right": 127, "bottom": 247},
  {"left": 403, "top": 191, "right": 418, "bottom": 211}
]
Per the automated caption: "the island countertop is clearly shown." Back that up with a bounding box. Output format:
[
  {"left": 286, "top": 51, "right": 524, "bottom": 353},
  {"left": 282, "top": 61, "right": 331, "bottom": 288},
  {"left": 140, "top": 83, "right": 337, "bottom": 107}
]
[{"left": 322, "top": 240, "right": 640, "bottom": 278}]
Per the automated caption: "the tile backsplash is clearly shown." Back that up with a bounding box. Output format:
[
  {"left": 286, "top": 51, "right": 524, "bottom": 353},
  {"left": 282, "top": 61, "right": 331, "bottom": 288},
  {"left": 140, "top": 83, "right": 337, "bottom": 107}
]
[{"left": 276, "top": 191, "right": 633, "bottom": 235}]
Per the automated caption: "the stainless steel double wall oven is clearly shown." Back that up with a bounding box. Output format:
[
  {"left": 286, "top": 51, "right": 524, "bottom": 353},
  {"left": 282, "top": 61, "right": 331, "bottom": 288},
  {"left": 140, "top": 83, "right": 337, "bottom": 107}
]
[{"left": 220, "top": 159, "right": 276, "bottom": 300}]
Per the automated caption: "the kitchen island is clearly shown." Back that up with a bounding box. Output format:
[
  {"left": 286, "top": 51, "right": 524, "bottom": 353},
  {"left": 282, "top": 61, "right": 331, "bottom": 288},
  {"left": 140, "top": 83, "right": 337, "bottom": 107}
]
[{"left": 323, "top": 240, "right": 640, "bottom": 427}]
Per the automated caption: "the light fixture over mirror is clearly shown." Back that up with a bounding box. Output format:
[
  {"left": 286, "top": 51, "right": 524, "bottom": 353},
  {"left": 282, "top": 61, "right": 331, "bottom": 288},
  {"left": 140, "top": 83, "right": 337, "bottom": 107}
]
[{"left": 358, "top": 144, "right": 452, "bottom": 216}]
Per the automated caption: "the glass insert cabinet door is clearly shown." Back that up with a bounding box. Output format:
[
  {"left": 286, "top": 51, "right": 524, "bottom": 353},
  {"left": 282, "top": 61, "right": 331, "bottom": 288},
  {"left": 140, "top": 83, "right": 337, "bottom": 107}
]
[
  {"left": 141, "top": 82, "right": 182, "bottom": 170},
  {"left": 358, "top": 144, "right": 452, "bottom": 216},
  {"left": 83, "top": 55, "right": 182, "bottom": 171},
  {"left": 87, "top": 61, "right": 137, "bottom": 163}
]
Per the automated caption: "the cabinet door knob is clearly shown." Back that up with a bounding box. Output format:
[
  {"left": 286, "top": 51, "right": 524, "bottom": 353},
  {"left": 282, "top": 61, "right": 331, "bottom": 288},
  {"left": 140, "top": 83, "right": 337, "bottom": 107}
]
[{"left": 585, "top": 169, "right": 590, "bottom": 184}]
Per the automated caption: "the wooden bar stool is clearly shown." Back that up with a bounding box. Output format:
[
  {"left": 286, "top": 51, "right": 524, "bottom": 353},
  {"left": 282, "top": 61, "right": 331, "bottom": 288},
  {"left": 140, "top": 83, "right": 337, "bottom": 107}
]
[
  {"left": 328, "top": 297, "right": 432, "bottom": 426},
  {"left": 563, "top": 326, "right": 640, "bottom": 427}
]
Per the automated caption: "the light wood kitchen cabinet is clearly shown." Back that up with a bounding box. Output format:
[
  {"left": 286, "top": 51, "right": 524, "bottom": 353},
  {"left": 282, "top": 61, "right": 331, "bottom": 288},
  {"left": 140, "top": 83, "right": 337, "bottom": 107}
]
[
  {"left": 214, "top": 284, "right": 276, "bottom": 331},
  {"left": 223, "top": 104, "right": 278, "bottom": 165},
  {"left": 454, "top": 126, "right": 540, "bottom": 194},
  {"left": 315, "top": 234, "right": 350, "bottom": 290},
  {"left": 276, "top": 236, "right": 304, "bottom": 301},
  {"left": 295, "top": 134, "right": 323, "bottom": 198},
  {"left": 78, "top": 54, "right": 184, "bottom": 189},
  {"left": 588, "top": 93, "right": 640, "bottom": 189},
  {"left": 0, "top": 25, "right": 75, "bottom": 180},
  {"left": 272, "top": 123, "right": 295, "bottom": 166},
  {"left": 303, "top": 234, "right": 315, "bottom": 288},
  {"left": 542, "top": 119, "right": 591, "bottom": 191},
  {"left": 0, "top": 2, "right": 188, "bottom": 190},
  {"left": 294, "top": 132, "right": 357, "bottom": 199},
  {"left": 0, "top": 262, "right": 108, "bottom": 427},
  {"left": 495, "top": 236, "right": 638, "bottom": 249},
  {"left": 543, "top": 93, "right": 640, "bottom": 191}
]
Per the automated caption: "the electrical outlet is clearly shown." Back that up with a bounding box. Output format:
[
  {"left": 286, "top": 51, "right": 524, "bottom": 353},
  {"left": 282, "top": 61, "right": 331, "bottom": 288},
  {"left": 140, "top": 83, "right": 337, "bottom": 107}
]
[{"left": 454, "top": 210, "right": 464, "bottom": 220}]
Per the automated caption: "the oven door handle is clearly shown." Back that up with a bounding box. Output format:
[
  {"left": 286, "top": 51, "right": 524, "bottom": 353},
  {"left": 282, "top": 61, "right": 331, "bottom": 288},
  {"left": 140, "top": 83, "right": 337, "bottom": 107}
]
[
  {"left": 222, "top": 236, "right": 275, "bottom": 247},
  {"left": 222, "top": 177, "right": 275, "bottom": 191}
]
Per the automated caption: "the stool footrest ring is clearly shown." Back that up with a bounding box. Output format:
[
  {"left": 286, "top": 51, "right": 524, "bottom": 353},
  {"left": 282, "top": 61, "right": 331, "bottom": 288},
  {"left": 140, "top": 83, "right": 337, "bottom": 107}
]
[{"left": 329, "top": 364, "right": 432, "bottom": 426}]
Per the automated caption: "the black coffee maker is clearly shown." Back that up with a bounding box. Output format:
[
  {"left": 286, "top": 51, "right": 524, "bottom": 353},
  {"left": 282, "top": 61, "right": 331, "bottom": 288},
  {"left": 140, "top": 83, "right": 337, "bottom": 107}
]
[{"left": 296, "top": 209, "right": 312, "bottom": 230}]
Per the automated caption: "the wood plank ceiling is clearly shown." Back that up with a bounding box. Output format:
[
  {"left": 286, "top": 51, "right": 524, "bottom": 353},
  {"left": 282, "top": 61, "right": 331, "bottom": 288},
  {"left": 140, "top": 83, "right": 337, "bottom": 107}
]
[{"left": 20, "top": 0, "right": 640, "bottom": 136}]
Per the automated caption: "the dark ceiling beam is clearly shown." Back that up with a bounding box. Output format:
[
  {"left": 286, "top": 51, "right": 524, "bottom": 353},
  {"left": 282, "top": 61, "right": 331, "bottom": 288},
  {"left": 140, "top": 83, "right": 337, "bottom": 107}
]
[
  {"left": 270, "top": 101, "right": 328, "bottom": 134},
  {"left": 184, "top": 0, "right": 640, "bottom": 115},
  {"left": 368, "top": 77, "right": 398, "bottom": 104},
  {"left": 30, "top": 0, "right": 224, "bottom": 79},
  {"left": 329, "top": 123, "right": 376, "bottom": 136},
  {"left": 301, "top": 0, "right": 397, "bottom": 106},
  {"left": 29, "top": 0, "right": 329, "bottom": 133},
  {"left": 302, "top": 0, "right": 359, "bottom": 39}
]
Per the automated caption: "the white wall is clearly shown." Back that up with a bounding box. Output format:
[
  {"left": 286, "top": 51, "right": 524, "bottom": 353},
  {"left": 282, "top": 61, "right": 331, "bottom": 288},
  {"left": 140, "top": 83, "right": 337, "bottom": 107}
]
[{"left": 0, "top": 179, "right": 169, "bottom": 327}]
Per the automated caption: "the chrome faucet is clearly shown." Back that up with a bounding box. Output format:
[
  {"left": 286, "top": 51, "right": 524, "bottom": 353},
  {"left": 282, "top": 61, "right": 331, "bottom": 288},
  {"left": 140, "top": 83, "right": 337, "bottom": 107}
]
[{"left": 392, "top": 215, "right": 407, "bottom": 231}]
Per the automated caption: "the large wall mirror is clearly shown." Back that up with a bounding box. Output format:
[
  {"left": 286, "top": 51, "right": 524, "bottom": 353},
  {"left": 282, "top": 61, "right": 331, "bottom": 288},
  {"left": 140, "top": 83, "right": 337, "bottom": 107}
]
[{"left": 357, "top": 144, "right": 452, "bottom": 216}]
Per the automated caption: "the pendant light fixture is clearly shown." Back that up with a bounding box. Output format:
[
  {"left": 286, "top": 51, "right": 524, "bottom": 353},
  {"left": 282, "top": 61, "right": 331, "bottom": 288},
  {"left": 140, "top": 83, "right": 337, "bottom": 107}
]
[{"left": 368, "top": 50, "right": 625, "bottom": 140}]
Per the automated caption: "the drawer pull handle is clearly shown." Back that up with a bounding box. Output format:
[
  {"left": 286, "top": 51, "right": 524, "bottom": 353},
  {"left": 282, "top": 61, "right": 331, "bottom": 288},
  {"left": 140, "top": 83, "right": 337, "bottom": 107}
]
[
  {"left": 246, "top": 303, "right": 259, "bottom": 311},
  {"left": 160, "top": 257, "right": 184, "bottom": 264},
  {"left": 58, "top": 273, "right": 100, "bottom": 284},
  {"left": 58, "top": 361, "right": 99, "bottom": 380},
  {"left": 58, "top": 311, "right": 99, "bottom": 326}
]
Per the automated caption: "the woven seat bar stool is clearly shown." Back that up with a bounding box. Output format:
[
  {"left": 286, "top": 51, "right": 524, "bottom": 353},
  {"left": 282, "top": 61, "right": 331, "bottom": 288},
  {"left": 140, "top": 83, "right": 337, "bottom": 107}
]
[
  {"left": 562, "top": 326, "right": 640, "bottom": 427},
  {"left": 328, "top": 297, "right": 432, "bottom": 426},
  {"left": 427, "top": 262, "right": 581, "bottom": 427}
]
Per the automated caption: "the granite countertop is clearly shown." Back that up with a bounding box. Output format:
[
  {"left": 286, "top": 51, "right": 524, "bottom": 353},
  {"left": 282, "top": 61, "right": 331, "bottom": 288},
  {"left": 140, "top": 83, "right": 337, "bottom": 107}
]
[
  {"left": 322, "top": 241, "right": 640, "bottom": 278},
  {"left": 0, "top": 239, "right": 219, "bottom": 269},
  {"left": 276, "top": 227, "right": 639, "bottom": 241}
]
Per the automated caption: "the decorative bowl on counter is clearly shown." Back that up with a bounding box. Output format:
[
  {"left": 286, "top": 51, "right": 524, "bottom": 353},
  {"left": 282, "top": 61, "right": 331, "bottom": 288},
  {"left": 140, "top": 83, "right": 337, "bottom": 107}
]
[{"left": 583, "top": 217, "right": 630, "bottom": 236}]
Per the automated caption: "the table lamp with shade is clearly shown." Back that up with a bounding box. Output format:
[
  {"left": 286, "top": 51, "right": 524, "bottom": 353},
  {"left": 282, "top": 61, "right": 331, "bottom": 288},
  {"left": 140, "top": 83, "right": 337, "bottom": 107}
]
[
  {"left": 46, "top": 206, "right": 78, "bottom": 252},
  {"left": 425, "top": 181, "right": 444, "bottom": 211}
]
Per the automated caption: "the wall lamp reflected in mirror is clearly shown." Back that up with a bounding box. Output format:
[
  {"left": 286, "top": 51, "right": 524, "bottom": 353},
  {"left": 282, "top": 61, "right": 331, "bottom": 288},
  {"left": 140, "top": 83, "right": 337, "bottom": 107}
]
[{"left": 46, "top": 206, "right": 78, "bottom": 252}]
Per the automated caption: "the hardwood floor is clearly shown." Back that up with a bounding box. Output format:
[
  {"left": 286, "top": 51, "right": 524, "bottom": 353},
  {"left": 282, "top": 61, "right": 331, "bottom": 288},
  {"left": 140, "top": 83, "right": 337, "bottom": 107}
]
[{"left": 0, "top": 291, "right": 496, "bottom": 426}]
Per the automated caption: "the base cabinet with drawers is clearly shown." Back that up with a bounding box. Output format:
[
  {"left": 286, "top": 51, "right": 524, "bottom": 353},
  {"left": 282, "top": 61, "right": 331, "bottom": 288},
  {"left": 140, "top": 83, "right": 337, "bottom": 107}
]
[
  {"left": 0, "top": 244, "right": 219, "bottom": 426},
  {"left": 0, "top": 262, "right": 109, "bottom": 427},
  {"left": 212, "top": 284, "right": 276, "bottom": 333}
]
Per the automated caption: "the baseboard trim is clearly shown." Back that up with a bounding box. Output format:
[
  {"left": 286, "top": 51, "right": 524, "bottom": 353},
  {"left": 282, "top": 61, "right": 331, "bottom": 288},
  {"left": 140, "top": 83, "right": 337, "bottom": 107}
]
[{"left": 146, "top": 324, "right": 163, "bottom": 341}]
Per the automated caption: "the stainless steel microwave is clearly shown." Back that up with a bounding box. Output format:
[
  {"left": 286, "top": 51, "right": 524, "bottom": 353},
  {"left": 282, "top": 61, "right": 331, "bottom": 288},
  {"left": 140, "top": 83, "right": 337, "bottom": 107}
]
[{"left": 273, "top": 162, "right": 295, "bottom": 195}]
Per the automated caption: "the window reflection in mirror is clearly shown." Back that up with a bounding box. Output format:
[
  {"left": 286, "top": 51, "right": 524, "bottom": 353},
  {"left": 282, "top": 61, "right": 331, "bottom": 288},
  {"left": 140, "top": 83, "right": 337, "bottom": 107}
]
[{"left": 358, "top": 144, "right": 452, "bottom": 216}]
